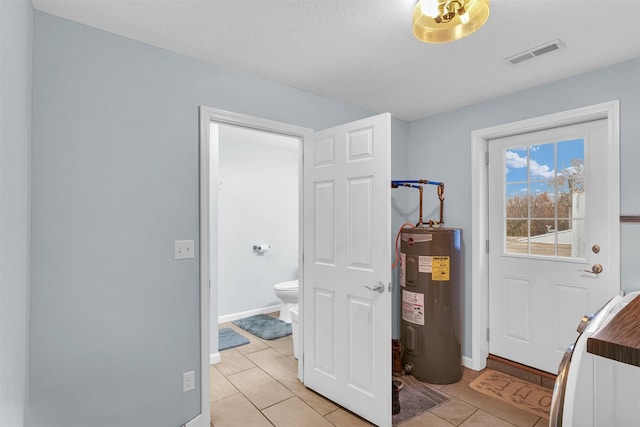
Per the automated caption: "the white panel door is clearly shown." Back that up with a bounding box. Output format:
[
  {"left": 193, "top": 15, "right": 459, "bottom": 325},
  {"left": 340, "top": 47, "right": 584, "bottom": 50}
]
[
  {"left": 303, "top": 113, "right": 391, "bottom": 427},
  {"left": 488, "top": 119, "right": 618, "bottom": 373}
]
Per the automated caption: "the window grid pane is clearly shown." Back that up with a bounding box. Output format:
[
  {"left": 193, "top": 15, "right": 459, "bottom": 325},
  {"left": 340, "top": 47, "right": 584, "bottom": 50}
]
[{"left": 504, "top": 139, "right": 585, "bottom": 258}]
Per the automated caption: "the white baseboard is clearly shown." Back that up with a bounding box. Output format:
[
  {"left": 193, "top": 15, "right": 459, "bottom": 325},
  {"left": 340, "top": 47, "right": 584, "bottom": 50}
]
[
  {"left": 463, "top": 356, "right": 477, "bottom": 370},
  {"left": 218, "top": 304, "right": 281, "bottom": 324},
  {"left": 210, "top": 352, "right": 221, "bottom": 365}
]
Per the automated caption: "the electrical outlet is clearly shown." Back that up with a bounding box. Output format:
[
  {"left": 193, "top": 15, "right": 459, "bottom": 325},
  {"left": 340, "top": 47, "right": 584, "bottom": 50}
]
[
  {"left": 174, "top": 240, "right": 195, "bottom": 260},
  {"left": 183, "top": 370, "right": 195, "bottom": 392}
]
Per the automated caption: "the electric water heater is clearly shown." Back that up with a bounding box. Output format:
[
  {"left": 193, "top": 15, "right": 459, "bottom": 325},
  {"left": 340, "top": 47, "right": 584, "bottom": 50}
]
[{"left": 400, "top": 227, "right": 462, "bottom": 384}]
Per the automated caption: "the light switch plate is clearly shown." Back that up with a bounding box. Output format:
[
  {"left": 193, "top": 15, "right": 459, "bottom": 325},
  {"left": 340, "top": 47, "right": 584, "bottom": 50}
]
[{"left": 174, "top": 240, "right": 195, "bottom": 260}]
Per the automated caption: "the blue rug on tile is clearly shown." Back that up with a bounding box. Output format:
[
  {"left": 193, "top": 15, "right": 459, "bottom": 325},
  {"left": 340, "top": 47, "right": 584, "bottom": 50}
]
[
  {"left": 218, "top": 328, "right": 250, "bottom": 351},
  {"left": 232, "top": 314, "right": 292, "bottom": 340}
]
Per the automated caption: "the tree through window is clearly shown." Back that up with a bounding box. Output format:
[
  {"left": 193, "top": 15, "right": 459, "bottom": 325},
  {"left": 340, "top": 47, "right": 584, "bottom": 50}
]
[{"left": 504, "top": 139, "right": 585, "bottom": 258}]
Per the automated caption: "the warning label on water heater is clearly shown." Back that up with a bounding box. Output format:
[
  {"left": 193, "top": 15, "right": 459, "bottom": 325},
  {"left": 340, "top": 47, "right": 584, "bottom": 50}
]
[
  {"left": 431, "top": 256, "right": 450, "bottom": 281},
  {"left": 402, "top": 290, "right": 424, "bottom": 326},
  {"left": 418, "top": 256, "right": 432, "bottom": 273}
]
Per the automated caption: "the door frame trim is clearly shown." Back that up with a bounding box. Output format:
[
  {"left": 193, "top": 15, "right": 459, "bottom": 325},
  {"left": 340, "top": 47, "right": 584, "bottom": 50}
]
[
  {"left": 198, "top": 106, "right": 311, "bottom": 381},
  {"left": 469, "top": 100, "right": 620, "bottom": 371}
]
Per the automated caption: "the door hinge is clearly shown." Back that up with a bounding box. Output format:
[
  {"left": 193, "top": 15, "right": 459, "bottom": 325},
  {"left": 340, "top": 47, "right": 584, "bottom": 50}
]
[
  {"left": 486, "top": 239, "right": 489, "bottom": 253},
  {"left": 485, "top": 151, "right": 489, "bottom": 165}
]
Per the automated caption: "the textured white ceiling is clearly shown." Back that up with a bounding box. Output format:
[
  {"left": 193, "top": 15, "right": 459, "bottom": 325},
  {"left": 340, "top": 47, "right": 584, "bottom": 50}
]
[{"left": 32, "top": 0, "right": 640, "bottom": 121}]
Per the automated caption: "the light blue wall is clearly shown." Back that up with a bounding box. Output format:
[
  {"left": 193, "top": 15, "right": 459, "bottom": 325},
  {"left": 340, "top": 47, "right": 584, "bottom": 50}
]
[
  {"left": 407, "top": 57, "right": 640, "bottom": 359},
  {"left": 30, "top": 11, "right": 407, "bottom": 427},
  {"left": 0, "top": 1, "right": 32, "bottom": 426}
]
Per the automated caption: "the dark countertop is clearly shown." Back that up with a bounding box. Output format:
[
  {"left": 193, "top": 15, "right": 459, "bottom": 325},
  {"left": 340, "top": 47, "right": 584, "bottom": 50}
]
[{"left": 587, "top": 295, "right": 640, "bottom": 367}]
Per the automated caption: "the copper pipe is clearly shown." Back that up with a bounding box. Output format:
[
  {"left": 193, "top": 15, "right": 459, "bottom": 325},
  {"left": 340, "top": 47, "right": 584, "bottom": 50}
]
[
  {"left": 390, "top": 180, "right": 446, "bottom": 227},
  {"left": 417, "top": 186, "right": 424, "bottom": 227},
  {"left": 438, "top": 183, "right": 445, "bottom": 225}
]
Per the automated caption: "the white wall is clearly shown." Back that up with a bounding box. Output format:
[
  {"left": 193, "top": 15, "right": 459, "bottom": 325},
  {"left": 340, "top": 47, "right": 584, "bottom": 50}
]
[
  {"left": 218, "top": 125, "right": 299, "bottom": 317},
  {"left": 0, "top": 1, "right": 32, "bottom": 425}
]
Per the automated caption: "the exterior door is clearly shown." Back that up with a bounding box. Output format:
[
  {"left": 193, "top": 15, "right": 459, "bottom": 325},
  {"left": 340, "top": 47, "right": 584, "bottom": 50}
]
[
  {"left": 303, "top": 113, "right": 391, "bottom": 427},
  {"left": 488, "top": 119, "right": 617, "bottom": 374}
]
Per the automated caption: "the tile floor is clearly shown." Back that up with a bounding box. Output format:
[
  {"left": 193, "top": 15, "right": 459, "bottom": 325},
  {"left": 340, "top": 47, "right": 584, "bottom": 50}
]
[{"left": 211, "top": 316, "right": 550, "bottom": 427}]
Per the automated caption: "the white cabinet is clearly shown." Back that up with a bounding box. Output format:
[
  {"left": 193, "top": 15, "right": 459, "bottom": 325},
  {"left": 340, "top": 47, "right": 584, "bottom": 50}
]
[{"left": 593, "top": 356, "right": 640, "bottom": 426}]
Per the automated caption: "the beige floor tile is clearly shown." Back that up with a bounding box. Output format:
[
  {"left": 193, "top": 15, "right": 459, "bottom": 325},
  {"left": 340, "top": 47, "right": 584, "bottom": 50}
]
[
  {"left": 461, "top": 367, "right": 483, "bottom": 383},
  {"left": 210, "top": 365, "right": 238, "bottom": 403},
  {"left": 428, "top": 399, "right": 478, "bottom": 426},
  {"left": 533, "top": 417, "right": 550, "bottom": 426},
  {"left": 226, "top": 366, "right": 293, "bottom": 409},
  {"left": 262, "top": 396, "right": 334, "bottom": 427},
  {"left": 267, "top": 334, "right": 294, "bottom": 357},
  {"left": 277, "top": 373, "right": 338, "bottom": 416},
  {"left": 234, "top": 338, "right": 270, "bottom": 355},
  {"left": 324, "top": 408, "right": 376, "bottom": 426},
  {"left": 210, "top": 393, "right": 272, "bottom": 427},
  {"left": 397, "top": 411, "right": 456, "bottom": 426},
  {"left": 212, "top": 327, "right": 548, "bottom": 427},
  {"left": 245, "top": 347, "right": 298, "bottom": 380},
  {"left": 440, "top": 381, "right": 540, "bottom": 427},
  {"left": 458, "top": 409, "right": 516, "bottom": 426},
  {"left": 225, "top": 324, "right": 270, "bottom": 355},
  {"left": 215, "top": 348, "right": 256, "bottom": 376}
]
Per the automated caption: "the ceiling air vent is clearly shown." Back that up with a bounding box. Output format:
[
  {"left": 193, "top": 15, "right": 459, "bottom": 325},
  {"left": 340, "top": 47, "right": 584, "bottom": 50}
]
[{"left": 505, "top": 39, "right": 564, "bottom": 65}]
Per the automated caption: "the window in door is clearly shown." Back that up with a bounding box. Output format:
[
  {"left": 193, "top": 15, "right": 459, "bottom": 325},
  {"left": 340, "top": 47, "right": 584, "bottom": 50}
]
[{"left": 504, "top": 138, "right": 585, "bottom": 258}]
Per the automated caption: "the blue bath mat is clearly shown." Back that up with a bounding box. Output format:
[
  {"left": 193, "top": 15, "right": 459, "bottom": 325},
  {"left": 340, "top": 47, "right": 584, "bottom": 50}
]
[
  {"left": 218, "top": 327, "right": 250, "bottom": 351},
  {"left": 232, "top": 314, "right": 292, "bottom": 340}
]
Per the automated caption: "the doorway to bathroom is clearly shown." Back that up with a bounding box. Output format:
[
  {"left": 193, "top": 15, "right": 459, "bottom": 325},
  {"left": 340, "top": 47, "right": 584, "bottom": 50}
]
[
  {"left": 216, "top": 124, "right": 300, "bottom": 323},
  {"left": 200, "top": 108, "right": 311, "bottom": 366},
  {"left": 200, "top": 107, "right": 393, "bottom": 427}
]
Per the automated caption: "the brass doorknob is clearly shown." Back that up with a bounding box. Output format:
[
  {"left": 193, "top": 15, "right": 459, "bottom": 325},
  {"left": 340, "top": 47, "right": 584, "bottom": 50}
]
[{"left": 580, "top": 264, "right": 603, "bottom": 274}]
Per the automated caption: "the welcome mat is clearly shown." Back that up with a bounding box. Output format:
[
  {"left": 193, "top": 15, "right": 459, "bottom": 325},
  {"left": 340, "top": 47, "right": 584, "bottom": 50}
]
[
  {"left": 469, "top": 369, "right": 552, "bottom": 419},
  {"left": 232, "top": 314, "right": 292, "bottom": 340},
  {"left": 392, "top": 375, "right": 449, "bottom": 425},
  {"left": 218, "top": 328, "right": 250, "bottom": 351}
]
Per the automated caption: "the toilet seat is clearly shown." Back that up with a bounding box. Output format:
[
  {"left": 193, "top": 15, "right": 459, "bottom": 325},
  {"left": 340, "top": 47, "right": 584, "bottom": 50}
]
[{"left": 274, "top": 280, "right": 298, "bottom": 291}]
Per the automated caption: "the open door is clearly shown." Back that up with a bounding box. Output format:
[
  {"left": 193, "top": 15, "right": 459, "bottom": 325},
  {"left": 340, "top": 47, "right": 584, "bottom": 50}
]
[{"left": 303, "top": 113, "right": 392, "bottom": 427}]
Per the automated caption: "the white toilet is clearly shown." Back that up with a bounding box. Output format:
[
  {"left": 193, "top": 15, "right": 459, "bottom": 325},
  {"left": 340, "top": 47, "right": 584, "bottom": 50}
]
[{"left": 273, "top": 279, "right": 299, "bottom": 323}]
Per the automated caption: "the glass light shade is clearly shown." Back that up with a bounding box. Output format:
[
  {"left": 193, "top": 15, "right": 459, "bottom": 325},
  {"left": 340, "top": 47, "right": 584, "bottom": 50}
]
[
  {"left": 420, "top": 0, "right": 440, "bottom": 18},
  {"left": 412, "top": 0, "right": 490, "bottom": 44}
]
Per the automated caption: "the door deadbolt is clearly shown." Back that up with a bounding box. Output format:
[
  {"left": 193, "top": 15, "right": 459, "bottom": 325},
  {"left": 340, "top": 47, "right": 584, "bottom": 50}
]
[{"left": 592, "top": 244, "right": 600, "bottom": 254}]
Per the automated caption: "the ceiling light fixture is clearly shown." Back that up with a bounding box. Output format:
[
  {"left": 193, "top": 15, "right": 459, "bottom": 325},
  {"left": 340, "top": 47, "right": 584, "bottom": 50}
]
[{"left": 412, "top": 0, "right": 490, "bottom": 44}]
